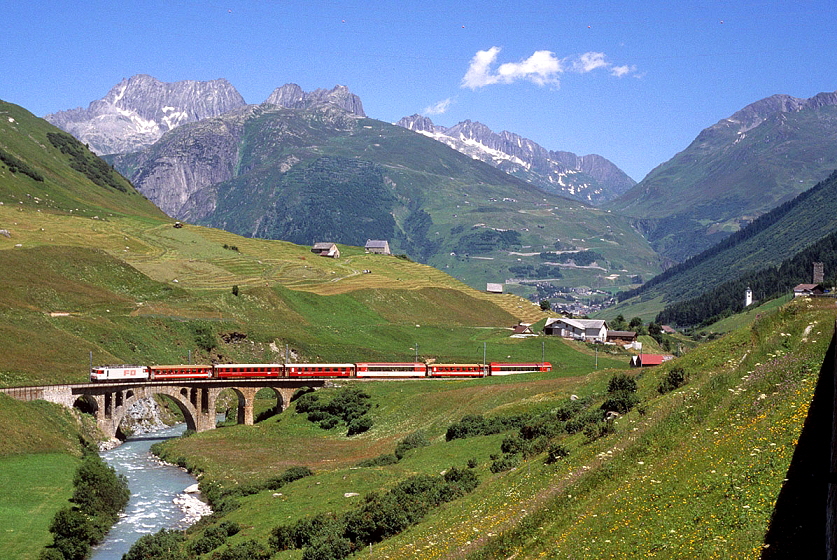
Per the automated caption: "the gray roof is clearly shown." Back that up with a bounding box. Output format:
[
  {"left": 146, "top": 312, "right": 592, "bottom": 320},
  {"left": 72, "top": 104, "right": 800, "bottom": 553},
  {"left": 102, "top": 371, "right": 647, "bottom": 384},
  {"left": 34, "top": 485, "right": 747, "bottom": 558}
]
[{"left": 365, "top": 240, "right": 389, "bottom": 248}]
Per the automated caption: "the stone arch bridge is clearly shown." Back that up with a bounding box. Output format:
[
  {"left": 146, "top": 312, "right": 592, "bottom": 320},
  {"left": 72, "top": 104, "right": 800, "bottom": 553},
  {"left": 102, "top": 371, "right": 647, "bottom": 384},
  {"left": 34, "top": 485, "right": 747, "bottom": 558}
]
[{"left": 0, "top": 379, "right": 326, "bottom": 438}]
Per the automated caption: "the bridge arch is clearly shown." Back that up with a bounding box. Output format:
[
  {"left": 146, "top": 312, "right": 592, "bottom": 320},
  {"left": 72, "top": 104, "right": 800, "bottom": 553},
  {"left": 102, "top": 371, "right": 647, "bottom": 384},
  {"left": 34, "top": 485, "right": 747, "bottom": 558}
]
[{"left": 73, "top": 394, "right": 98, "bottom": 415}]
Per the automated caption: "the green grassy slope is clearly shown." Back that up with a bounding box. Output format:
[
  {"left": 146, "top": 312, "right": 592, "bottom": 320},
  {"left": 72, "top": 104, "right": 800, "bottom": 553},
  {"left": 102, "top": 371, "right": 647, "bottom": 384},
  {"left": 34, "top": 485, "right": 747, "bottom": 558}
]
[
  {"left": 149, "top": 297, "right": 834, "bottom": 559},
  {"left": 0, "top": 101, "right": 166, "bottom": 220}
]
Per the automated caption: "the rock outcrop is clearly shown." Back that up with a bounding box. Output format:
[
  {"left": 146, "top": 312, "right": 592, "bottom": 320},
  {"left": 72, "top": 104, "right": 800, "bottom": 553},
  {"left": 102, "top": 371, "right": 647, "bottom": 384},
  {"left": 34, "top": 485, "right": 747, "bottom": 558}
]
[{"left": 263, "top": 83, "right": 365, "bottom": 116}]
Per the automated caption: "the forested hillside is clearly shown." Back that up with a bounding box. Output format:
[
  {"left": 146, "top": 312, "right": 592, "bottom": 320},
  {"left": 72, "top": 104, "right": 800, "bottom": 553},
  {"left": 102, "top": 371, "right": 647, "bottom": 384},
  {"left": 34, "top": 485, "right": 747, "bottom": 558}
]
[
  {"left": 613, "top": 170, "right": 837, "bottom": 321},
  {"left": 656, "top": 228, "right": 837, "bottom": 326}
]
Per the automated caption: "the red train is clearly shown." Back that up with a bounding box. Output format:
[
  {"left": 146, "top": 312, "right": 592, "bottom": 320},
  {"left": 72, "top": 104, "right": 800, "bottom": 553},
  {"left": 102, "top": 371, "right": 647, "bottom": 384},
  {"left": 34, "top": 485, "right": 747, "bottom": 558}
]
[{"left": 90, "top": 361, "right": 552, "bottom": 382}]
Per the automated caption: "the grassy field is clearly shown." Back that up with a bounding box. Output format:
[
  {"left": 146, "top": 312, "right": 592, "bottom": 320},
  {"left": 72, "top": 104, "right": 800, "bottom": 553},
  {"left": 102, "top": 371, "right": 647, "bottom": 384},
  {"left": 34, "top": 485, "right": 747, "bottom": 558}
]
[
  {"left": 0, "top": 454, "right": 80, "bottom": 558},
  {"left": 147, "top": 296, "right": 834, "bottom": 559},
  {"left": 0, "top": 396, "right": 95, "bottom": 557}
]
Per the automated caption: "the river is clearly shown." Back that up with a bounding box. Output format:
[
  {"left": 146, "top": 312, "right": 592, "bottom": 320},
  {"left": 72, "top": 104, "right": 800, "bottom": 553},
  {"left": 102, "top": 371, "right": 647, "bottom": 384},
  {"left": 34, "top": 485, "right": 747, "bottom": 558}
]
[{"left": 90, "top": 423, "right": 212, "bottom": 559}]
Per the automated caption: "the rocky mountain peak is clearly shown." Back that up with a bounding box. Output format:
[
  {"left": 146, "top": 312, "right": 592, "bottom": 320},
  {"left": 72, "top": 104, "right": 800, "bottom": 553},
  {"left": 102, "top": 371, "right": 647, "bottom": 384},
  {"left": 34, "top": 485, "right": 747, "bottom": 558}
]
[
  {"left": 263, "top": 84, "right": 365, "bottom": 116},
  {"left": 395, "top": 114, "right": 439, "bottom": 133},
  {"left": 395, "top": 114, "right": 635, "bottom": 204},
  {"left": 45, "top": 74, "right": 246, "bottom": 155},
  {"left": 716, "top": 90, "right": 837, "bottom": 135}
]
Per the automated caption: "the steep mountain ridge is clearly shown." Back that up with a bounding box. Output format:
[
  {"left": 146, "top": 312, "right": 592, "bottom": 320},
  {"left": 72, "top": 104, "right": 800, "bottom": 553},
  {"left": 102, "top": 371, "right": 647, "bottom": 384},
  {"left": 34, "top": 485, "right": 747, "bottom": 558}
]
[
  {"left": 45, "top": 74, "right": 247, "bottom": 156},
  {"left": 608, "top": 89, "right": 837, "bottom": 262},
  {"left": 396, "top": 114, "right": 635, "bottom": 204}
]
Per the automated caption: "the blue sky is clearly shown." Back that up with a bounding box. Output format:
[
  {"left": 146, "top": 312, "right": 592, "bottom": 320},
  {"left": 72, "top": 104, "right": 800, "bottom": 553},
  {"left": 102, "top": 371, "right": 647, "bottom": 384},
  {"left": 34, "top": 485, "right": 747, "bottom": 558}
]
[{"left": 3, "top": 0, "right": 836, "bottom": 181}]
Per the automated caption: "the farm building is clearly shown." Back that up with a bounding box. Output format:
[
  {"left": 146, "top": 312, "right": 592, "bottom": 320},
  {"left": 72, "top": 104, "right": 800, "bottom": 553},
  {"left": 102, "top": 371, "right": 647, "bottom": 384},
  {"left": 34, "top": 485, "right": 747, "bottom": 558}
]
[
  {"left": 486, "top": 283, "right": 504, "bottom": 293},
  {"left": 365, "top": 240, "right": 391, "bottom": 255},
  {"left": 792, "top": 283, "right": 823, "bottom": 297},
  {"left": 543, "top": 318, "right": 608, "bottom": 342},
  {"left": 311, "top": 242, "right": 340, "bottom": 258},
  {"left": 629, "top": 354, "right": 671, "bottom": 367},
  {"left": 606, "top": 330, "right": 637, "bottom": 345}
]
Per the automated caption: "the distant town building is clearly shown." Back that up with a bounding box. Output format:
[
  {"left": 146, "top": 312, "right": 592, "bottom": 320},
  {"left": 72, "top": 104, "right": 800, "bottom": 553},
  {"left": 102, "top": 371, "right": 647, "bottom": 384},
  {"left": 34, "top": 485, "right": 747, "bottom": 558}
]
[
  {"left": 365, "top": 239, "right": 391, "bottom": 255},
  {"left": 486, "top": 283, "right": 504, "bottom": 293},
  {"left": 311, "top": 242, "right": 340, "bottom": 258},
  {"left": 745, "top": 287, "right": 753, "bottom": 307}
]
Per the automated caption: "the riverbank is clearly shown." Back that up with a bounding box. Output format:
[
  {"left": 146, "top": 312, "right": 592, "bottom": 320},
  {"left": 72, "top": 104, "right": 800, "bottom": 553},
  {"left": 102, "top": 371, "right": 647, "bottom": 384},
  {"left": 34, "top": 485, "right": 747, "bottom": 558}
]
[{"left": 92, "top": 422, "right": 213, "bottom": 559}]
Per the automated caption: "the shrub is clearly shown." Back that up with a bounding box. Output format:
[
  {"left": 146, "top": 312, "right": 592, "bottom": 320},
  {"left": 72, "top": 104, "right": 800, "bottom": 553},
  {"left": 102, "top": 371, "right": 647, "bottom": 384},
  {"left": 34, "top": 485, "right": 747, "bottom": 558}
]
[
  {"left": 490, "top": 455, "right": 520, "bottom": 473},
  {"left": 601, "top": 392, "right": 640, "bottom": 414},
  {"left": 545, "top": 443, "right": 570, "bottom": 463},
  {"left": 356, "top": 454, "right": 399, "bottom": 467},
  {"left": 44, "top": 452, "right": 131, "bottom": 558},
  {"left": 554, "top": 398, "right": 588, "bottom": 421},
  {"left": 123, "top": 529, "right": 186, "bottom": 560},
  {"left": 302, "top": 534, "right": 353, "bottom": 560},
  {"left": 566, "top": 409, "right": 605, "bottom": 434},
  {"left": 347, "top": 416, "right": 373, "bottom": 436},
  {"left": 271, "top": 467, "right": 479, "bottom": 555},
  {"left": 319, "top": 416, "right": 340, "bottom": 430},
  {"left": 445, "top": 413, "right": 532, "bottom": 441},
  {"left": 583, "top": 420, "right": 616, "bottom": 442},
  {"left": 658, "top": 367, "right": 687, "bottom": 394},
  {"left": 212, "top": 539, "right": 271, "bottom": 560},
  {"left": 395, "top": 430, "right": 430, "bottom": 460},
  {"left": 607, "top": 374, "right": 637, "bottom": 394},
  {"left": 38, "top": 549, "right": 65, "bottom": 560},
  {"left": 265, "top": 466, "right": 314, "bottom": 490},
  {"left": 520, "top": 416, "right": 563, "bottom": 440},
  {"left": 296, "top": 387, "right": 373, "bottom": 432},
  {"left": 48, "top": 508, "right": 93, "bottom": 560},
  {"left": 522, "top": 436, "right": 550, "bottom": 459},
  {"left": 444, "top": 466, "right": 479, "bottom": 494},
  {"left": 500, "top": 434, "right": 525, "bottom": 455},
  {"left": 191, "top": 525, "right": 228, "bottom": 555}
]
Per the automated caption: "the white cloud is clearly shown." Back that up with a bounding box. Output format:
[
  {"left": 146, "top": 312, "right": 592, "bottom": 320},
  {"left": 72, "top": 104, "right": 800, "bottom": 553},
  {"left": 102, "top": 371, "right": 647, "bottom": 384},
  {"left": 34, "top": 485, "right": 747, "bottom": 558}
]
[
  {"left": 463, "top": 47, "right": 562, "bottom": 89},
  {"left": 462, "top": 47, "right": 637, "bottom": 89},
  {"left": 610, "top": 64, "right": 636, "bottom": 77},
  {"left": 572, "top": 52, "right": 608, "bottom": 73},
  {"left": 462, "top": 47, "right": 503, "bottom": 89},
  {"left": 496, "top": 50, "right": 562, "bottom": 86},
  {"left": 423, "top": 98, "right": 453, "bottom": 115}
]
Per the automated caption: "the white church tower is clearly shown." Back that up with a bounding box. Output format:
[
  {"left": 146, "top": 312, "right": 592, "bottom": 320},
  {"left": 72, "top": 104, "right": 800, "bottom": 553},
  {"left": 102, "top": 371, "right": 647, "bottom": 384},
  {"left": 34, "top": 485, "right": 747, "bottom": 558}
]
[{"left": 745, "top": 287, "right": 753, "bottom": 307}]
